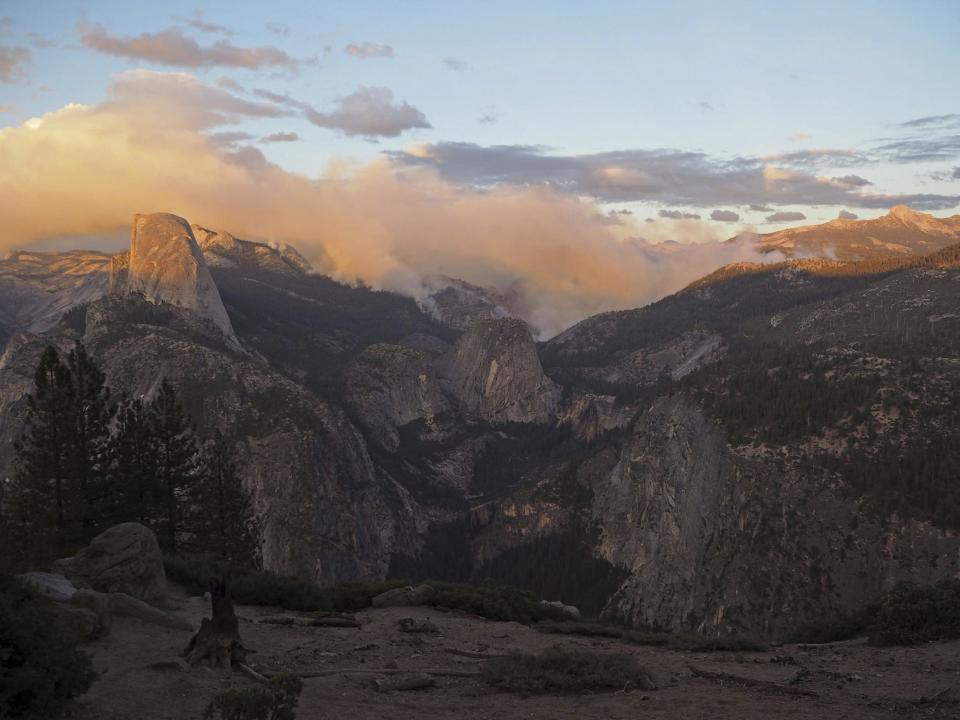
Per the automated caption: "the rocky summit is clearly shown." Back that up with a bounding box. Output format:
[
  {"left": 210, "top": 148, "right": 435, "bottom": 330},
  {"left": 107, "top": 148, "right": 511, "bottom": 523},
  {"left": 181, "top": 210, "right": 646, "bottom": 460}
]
[{"left": 1, "top": 210, "right": 959, "bottom": 639}]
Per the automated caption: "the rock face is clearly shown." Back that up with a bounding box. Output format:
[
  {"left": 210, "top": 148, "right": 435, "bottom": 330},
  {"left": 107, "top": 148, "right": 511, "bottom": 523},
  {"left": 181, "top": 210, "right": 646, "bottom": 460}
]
[
  {"left": 592, "top": 395, "right": 960, "bottom": 636},
  {"left": 345, "top": 344, "right": 450, "bottom": 451},
  {"left": 53, "top": 523, "right": 167, "bottom": 603},
  {"left": 115, "top": 213, "right": 237, "bottom": 345},
  {"left": 193, "top": 225, "right": 312, "bottom": 276},
  {"left": 439, "top": 318, "right": 559, "bottom": 424},
  {"left": 17, "top": 571, "right": 78, "bottom": 602},
  {"left": 0, "top": 250, "right": 111, "bottom": 349},
  {"left": 752, "top": 205, "right": 960, "bottom": 260}
]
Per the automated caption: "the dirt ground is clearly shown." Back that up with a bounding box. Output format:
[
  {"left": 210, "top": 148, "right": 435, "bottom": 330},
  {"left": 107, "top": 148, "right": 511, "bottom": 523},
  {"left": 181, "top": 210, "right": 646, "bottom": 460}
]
[{"left": 78, "top": 588, "right": 960, "bottom": 720}]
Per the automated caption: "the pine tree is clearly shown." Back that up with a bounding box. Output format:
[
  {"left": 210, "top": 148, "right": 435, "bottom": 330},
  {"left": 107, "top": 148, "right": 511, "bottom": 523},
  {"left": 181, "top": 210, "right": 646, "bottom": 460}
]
[
  {"left": 150, "top": 378, "right": 198, "bottom": 554},
  {"left": 64, "top": 340, "right": 115, "bottom": 542},
  {"left": 188, "top": 432, "right": 261, "bottom": 568},
  {"left": 111, "top": 394, "right": 159, "bottom": 527},
  {"left": 8, "top": 346, "right": 75, "bottom": 565}
]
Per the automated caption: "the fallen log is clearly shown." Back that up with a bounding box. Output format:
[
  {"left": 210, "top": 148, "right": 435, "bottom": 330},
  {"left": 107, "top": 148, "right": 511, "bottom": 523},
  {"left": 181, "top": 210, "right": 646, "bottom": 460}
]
[
  {"left": 296, "top": 667, "right": 480, "bottom": 679},
  {"left": 688, "top": 664, "right": 818, "bottom": 698},
  {"left": 444, "top": 648, "right": 509, "bottom": 660}
]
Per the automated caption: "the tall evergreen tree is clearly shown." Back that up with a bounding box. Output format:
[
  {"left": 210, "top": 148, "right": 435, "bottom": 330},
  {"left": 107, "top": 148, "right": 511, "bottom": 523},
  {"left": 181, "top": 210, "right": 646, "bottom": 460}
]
[
  {"left": 188, "top": 432, "right": 261, "bottom": 568},
  {"left": 111, "top": 394, "right": 159, "bottom": 527},
  {"left": 8, "top": 347, "right": 74, "bottom": 565},
  {"left": 64, "top": 341, "right": 115, "bottom": 541},
  {"left": 150, "top": 378, "right": 198, "bottom": 553}
]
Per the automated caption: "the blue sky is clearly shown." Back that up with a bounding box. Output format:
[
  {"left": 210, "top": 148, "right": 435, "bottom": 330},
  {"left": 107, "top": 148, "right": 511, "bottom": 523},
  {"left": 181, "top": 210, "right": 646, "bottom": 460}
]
[{"left": 2, "top": 0, "right": 959, "bottom": 230}]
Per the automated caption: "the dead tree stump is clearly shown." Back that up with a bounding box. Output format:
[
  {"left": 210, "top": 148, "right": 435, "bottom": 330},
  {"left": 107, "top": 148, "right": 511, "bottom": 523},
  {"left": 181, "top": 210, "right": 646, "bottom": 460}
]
[{"left": 183, "top": 578, "right": 247, "bottom": 669}]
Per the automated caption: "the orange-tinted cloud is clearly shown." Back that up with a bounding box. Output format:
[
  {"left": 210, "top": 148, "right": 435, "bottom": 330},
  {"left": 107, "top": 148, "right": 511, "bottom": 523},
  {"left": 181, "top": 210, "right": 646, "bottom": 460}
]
[{"left": 0, "top": 71, "right": 774, "bottom": 336}]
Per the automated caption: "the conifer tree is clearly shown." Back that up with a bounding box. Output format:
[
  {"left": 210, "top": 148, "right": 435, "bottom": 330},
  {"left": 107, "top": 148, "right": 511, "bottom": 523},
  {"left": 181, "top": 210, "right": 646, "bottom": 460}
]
[
  {"left": 150, "top": 378, "right": 198, "bottom": 553},
  {"left": 111, "top": 394, "right": 158, "bottom": 526},
  {"left": 8, "top": 346, "right": 75, "bottom": 564},
  {"left": 64, "top": 340, "right": 115, "bottom": 541},
  {"left": 188, "top": 432, "right": 261, "bottom": 568}
]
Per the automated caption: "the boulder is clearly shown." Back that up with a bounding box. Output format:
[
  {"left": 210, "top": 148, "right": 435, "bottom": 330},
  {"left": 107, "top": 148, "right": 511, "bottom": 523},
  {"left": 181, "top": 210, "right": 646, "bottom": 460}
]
[
  {"left": 17, "top": 571, "right": 77, "bottom": 602},
  {"left": 50, "top": 603, "right": 101, "bottom": 645},
  {"left": 69, "top": 589, "right": 113, "bottom": 637},
  {"left": 372, "top": 584, "right": 436, "bottom": 608},
  {"left": 540, "top": 600, "right": 581, "bottom": 619},
  {"left": 54, "top": 522, "right": 167, "bottom": 603}
]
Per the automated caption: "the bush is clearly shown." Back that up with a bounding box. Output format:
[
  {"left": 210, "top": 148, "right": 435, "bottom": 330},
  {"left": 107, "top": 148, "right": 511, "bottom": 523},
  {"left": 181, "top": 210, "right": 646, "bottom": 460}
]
[
  {"left": 0, "top": 575, "right": 97, "bottom": 718},
  {"left": 481, "top": 648, "right": 647, "bottom": 693},
  {"left": 536, "top": 621, "right": 767, "bottom": 651},
  {"left": 787, "top": 606, "right": 878, "bottom": 644},
  {"left": 785, "top": 580, "right": 960, "bottom": 647},
  {"left": 203, "top": 674, "right": 303, "bottom": 720},
  {"left": 429, "top": 580, "right": 571, "bottom": 624},
  {"left": 870, "top": 579, "right": 960, "bottom": 646}
]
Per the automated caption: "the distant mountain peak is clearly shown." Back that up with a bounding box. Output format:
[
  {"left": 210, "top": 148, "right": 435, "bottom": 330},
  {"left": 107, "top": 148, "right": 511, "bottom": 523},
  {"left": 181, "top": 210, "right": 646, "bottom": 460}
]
[
  {"left": 113, "top": 213, "right": 239, "bottom": 346},
  {"left": 887, "top": 204, "right": 925, "bottom": 221}
]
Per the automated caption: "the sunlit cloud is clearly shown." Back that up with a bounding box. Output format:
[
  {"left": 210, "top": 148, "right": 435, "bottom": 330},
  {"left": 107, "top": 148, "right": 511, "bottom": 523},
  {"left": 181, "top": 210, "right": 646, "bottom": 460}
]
[
  {"left": 344, "top": 42, "right": 394, "bottom": 59},
  {"left": 79, "top": 24, "right": 299, "bottom": 70},
  {"left": 0, "top": 71, "right": 778, "bottom": 336}
]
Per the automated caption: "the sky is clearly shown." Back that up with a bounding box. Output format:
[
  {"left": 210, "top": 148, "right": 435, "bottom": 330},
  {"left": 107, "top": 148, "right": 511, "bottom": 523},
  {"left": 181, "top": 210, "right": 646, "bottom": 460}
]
[{"left": 1, "top": 1, "right": 959, "bottom": 334}]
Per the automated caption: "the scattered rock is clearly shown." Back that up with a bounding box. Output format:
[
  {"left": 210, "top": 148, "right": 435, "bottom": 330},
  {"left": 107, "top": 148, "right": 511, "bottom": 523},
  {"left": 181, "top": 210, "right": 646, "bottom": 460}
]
[
  {"left": 54, "top": 522, "right": 167, "bottom": 603},
  {"left": 540, "top": 600, "right": 581, "bottom": 619},
  {"left": 17, "top": 571, "right": 77, "bottom": 602},
  {"left": 372, "top": 584, "right": 436, "bottom": 608}
]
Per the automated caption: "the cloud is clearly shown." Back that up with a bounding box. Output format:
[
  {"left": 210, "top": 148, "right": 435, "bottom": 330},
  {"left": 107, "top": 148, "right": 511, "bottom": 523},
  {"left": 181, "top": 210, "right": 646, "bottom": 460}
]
[
  {"left": 174, "top": 12, "right": 234, "bottom": 35},
  {"left": 898, "top": 114, "right": 960, "bottom": 129},
  {"left": 873, "top": 134, "right": 960, "bottom": 163},
  {"left": 477, "top": 113, "right": 497, "bottom": 124},
  {"left": 832, "top": 174, "right": 872, "bottom": 187},
  {"left": 389, "top": 142, "right": 960, "bottom": 211},
  {"left": 0, "top": 71, "right": 783, "bottom": 338},
  {"left": 344, "top": 42, "right": 394, "bottom": 59},
  {"left": 838, "top": 210, "right": 858, "bottom": 220},
  {"left": 267, "top": 23, "right": 290, "bottom": 37},
  {"left": 216, "top": 76, "right": 243, "bottom": 92},
  {"left": 788, "top": 132, "right": 812, "bottom": 142},
  {"left": 443, "top": 58, "right": 467, "bottom": 71},
  {"left": 0, "top": 46, "right": 30, "bottom": 83},
  {"left": 766, "top": 211, "right": 807, "bottom": 223},
  {"left": 697, "top": 101, "right": 716, "bottom": 112},
  {"left": 761, "top": 148, "right": 865, "bottom": 167},
  {"left": 261, "top": 131, "right": 300, "bottom": 143},
  {"left": 79, "top": 25, "right": 298, "bottom": 70},
  {"left": 659, "top": 209, "right": 700, "bottom": 220},
  {"left": 710, "top": 209, "right": 740, "bottom": 222},
  {"left": 748, "top": 203, "right": 773, "bottom": 212},
  {"left": 303, "top": 87, "right": 430, "bottom": 138}
]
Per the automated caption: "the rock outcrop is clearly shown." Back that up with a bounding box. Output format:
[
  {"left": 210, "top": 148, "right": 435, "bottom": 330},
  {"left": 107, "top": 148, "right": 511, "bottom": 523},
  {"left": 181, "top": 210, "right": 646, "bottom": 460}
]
[
  {"left": 112, "top": 213, "right": 237, "bottom": 345},
  {"left": 345, "top": 344, "right": 450, "bottom": 451},
  {"left": 53, "top": 522, "right": 167, "bottom": 603},
  {"left": 439, "top": 318, "right": 560, "bottom": 424},
  {"left": 193, "top": 225, "right": 313, "bottom": 276}
]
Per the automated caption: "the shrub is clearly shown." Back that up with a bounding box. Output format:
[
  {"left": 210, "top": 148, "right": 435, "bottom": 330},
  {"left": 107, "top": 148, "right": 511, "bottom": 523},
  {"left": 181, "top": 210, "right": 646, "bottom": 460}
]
[
  {"left": 0, "top": 575, "right": 97, "bottom": 718},
  {"left": 429, "top": 581, "right": 571, "bottom": 624},
  {"left": 870, "top": 579, "right": 960, "bottom": 646},
  {"left": 536, "top": 621, "right": 767, "bottom": 651},
  {"left": 481, "top": 648, "right": 646, "bottom": 693},
  {"left": 203, "top": 674, "right": 303, "bottom": 720},
  {"left": 787, "top": 606, "right": 878, "bottom": 644}
]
